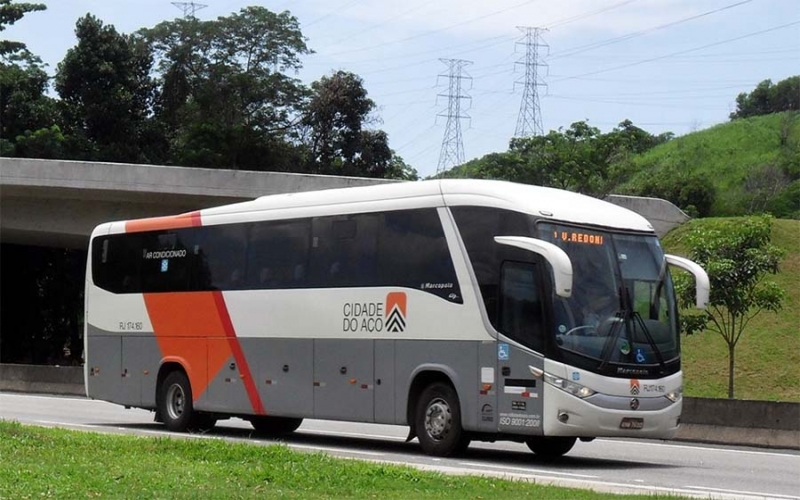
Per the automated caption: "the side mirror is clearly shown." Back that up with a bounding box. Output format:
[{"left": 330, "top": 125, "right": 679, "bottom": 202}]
[
  {"left": 494, "top": 236, "right": 573, "bottom": 298},
  {"left": 665, "top": 254, "right": 710, "bottom": 309}
]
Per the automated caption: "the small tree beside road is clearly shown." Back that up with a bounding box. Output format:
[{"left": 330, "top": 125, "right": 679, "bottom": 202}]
[{"left": 676, "top": 216, "right": 786, "bottom": 399}]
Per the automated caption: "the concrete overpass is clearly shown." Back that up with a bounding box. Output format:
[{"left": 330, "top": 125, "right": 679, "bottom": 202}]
[
  {"left": 0, "top": 158, "right": 689, "bottom": 250},
  {"left": 0, "top": 158, "right": 393, "bottom": 249}
]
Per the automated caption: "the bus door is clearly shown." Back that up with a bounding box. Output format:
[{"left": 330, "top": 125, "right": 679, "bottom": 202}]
[{"left": 495, "top": 260, "right": 545, "bottom": 436}]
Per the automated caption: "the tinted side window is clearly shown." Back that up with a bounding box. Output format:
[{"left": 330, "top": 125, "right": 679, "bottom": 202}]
[
  {"left": 310, "top": 214, "right": 378, "bottom": 288},
  {"left": 139, "top": 229, "right": 195, "bottom": 293},
  {"left": 92, "top": 234, "right": 142, "bottom": 293},
  {"left": 451, "top": 207, "right": 534, "bottom": 327},
  {"left": 247, "top": 219, "right": 310, "bottom": 289},
  {"left": 194, "top": 224, "right": 248, "bottom": 290},
  {"left": 378, "top": 209, "right": 461, "bottom": 302}
]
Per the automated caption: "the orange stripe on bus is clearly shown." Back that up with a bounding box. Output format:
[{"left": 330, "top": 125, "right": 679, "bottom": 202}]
[
  {"left": 125, "top": 211, "right": 201, "bottom": 233},
  {"left": 212, "top": 291, "right": 266, "bottom": 415},
  {"left": 143, "top": 292, "right": 232, "bottom": 402}
]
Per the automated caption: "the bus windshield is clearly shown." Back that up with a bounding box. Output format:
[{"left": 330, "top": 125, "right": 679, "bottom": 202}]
[{"left": 539, "top": 223, "right": 679, "bottom": 377}]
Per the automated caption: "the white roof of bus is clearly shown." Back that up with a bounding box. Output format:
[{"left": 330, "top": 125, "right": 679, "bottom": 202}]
[{"left": 201, "top": 179, "right": 654, "bottom": 233}]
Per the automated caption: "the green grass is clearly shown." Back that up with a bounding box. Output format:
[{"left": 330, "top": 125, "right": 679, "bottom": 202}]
[
  {"left": 0, "top": 421, "right": 686, "bottom": 500},
  {"left": 662, "top": 218, "right": 800, "bottom": 401},
  {"left": 621, "top": 111, "right": 800, "bottom": 216}
]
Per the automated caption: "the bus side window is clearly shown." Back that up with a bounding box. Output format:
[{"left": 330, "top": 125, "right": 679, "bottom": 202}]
[
  {"left": 499, "top": 261, "right": 544, "bottom": 353},
  {"left": 310, "top": 214, "right": 378, "bottom": 288}
]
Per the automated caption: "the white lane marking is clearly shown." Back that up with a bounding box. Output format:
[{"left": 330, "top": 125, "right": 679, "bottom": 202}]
[
  {"left": 289, "top": 443, "right": 384, "bottom": 457},
  {"left": 685, "top": 485, "right": 800, "bottom": 500},
  {"left": 300, "top": 428, "right": 406, "bottom": 442},
  {"left": 459, "top": 461, "right": 599, "bottom": 479},
  {"left": 368, "top": 459, "right": 729, "bottom": 499},
  {"left": 2, "top": 393, "right": 88, "bottom": 402},
  {"left": 595, "top": 438, "right": 800, "bottom": 459}
]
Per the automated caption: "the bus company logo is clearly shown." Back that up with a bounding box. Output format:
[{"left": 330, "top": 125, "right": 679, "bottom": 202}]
[
  {"left": 630, "top": 379, "right": 640, "bottom": 396},
  {"left": 385, "top": 292, "right": 407, "bottom": 333}
]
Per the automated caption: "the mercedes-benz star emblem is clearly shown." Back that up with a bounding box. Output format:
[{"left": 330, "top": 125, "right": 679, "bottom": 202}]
[{"left": 630, "top": 398, "right": 640, "bottom": 410}]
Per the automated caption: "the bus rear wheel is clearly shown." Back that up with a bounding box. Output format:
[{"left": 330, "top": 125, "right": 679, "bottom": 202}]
[
  {"left": 159, "top": 370, "right": 196, "bottom": 432},
  {"left": 250, "top": 416, "right": 303, "bottom": 435},
  {"left": 525, "top": 436, "right": 576, "bottom": 459},
  {"left": 415, "top": 382, "right": 469, "bottom": 457}
]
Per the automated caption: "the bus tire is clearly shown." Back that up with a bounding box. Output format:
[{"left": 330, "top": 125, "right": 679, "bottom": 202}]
[
  {"left": 525, "top": 436, "right": 576, "bottom": 459},
  {"left": 250, "top": 416, "right": 303, "bottom": 435},
  {"left": 415, "top": 382, "right": 468, "bottom": 457},
  {"left": 158, "top": 370, "right": 195, "bottom": 432}
]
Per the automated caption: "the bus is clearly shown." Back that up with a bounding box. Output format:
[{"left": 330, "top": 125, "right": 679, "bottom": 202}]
[{"left": 84, "top": 179, "right": 709, "bottom": 458}]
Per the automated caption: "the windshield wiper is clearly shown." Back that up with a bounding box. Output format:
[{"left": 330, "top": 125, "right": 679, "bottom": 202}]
[{"left": 597, "top": 287, "right": 667, "bottom": 374}]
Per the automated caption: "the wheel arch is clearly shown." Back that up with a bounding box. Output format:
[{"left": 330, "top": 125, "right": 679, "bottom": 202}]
[
  {"left": 405, "top": 365, "right": 461, "bottom": 430},
  {"left": 156, "top": 359, "right": 189, "bottom": 403}
]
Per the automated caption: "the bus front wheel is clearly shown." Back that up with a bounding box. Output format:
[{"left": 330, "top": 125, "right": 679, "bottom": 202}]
[
  {"left": 525, "top": 436, "right": 576, "bottom": 459},
  {"left": 415, "top": 382, "right": 469, "bottom": 457},
  {"left": 158, "top": 370, "right": 195, "bottom": 432}
]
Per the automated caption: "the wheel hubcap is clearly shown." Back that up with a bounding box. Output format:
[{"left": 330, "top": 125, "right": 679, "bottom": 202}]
[
  {"left": 166, "top": 383, "right": 185, "bottom": 420},
  {"left": 425, "top": 398, "right": 451, "bottom": 441}
]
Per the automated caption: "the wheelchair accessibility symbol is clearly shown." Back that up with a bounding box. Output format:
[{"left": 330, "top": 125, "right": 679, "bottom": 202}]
[{"left": 498, "top": 343, "right": 509, "bottom": 361}]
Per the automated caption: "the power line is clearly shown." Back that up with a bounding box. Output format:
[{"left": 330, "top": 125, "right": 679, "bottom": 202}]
[
  {"left": 514, "top": 26, "right": 548, "bottom": 138},
  {"left": 552, "top": 20, "right": 800, "bottom": 83},
  {"left": 304, "top": 0, "right": 365, "bottom": 28},
  {"left": 436, "top": 58, "right": 473, "bottom": 174},
  {"left": 549, "top": 0, "right": 755, "bottom": 60},
  {"left": 322, "top": 0, "right": 542, "bottom": 57},
  {"left": 545, "top": 0, "right": 637, "bottom": 29}
]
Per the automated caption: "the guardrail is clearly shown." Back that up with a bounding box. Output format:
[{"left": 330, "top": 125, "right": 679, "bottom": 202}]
[{"left": 1, "top": 364, "right": 797, "bottom": 449}]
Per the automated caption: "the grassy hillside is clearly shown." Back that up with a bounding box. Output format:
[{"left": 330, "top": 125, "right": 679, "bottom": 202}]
[
  {"left": 621, "top": 112, "right": 800, "bottom": 217},
  {"left": 662, "top": 218, "right": 800, "bottom": 401}
]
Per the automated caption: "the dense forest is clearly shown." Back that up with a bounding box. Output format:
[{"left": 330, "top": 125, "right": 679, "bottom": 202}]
[{"left": 0, "top": 2, "right": 417, "bottom": 179}]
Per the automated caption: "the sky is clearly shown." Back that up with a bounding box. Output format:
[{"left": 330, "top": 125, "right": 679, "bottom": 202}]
[{"left": 5, "top": 0, "right": 799, "bottom": 178}]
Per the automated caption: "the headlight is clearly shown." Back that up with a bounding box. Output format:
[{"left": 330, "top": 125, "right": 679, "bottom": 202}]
[
  {"left": 666, "top": 386, "right": 683, "bottom": 402},
  {"left": 544, "top": 373, "right": 596, "bottom": 398}
]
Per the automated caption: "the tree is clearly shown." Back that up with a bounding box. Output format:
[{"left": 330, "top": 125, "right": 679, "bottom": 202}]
[
  {"left": 444, "top": 119, "right": 669, "bottom": 195},
  {"left": 676, "top": 216, "right": 786, "bottom": 398},
  {"left": 0, "top": 0, "right": 45, "bottom": 58},
  {"left": 304, "top": 70, "right": 376, "bottom": 174},
  {"left": 0, "top": 56, "right": 58, "bottom": 148},
  {"left": 730, "top": 76, "right": 800, "bottom": 120},
  {"left": 55, "top": 14, "right": 156, "bottom": 163},
  {"left": 143, "top": 7, "right": 311, "bottom": 169},
  {"left": 0, "top": 0, "right": 60, "bottom": 156}
]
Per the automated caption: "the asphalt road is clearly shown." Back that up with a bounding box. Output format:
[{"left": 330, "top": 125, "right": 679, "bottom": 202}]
[{"left": 1, "top": 392, "right": 798, "bottom": 499}]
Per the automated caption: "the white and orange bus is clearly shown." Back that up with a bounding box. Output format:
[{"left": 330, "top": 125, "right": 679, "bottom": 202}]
[{"left": 84, "top": 179, "right": 708, "bottom": 457}]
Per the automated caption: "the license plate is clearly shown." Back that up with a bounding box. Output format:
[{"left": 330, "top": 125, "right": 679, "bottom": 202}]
[{"left": 620, "top": 417, "right": 644, "bottom": 430}]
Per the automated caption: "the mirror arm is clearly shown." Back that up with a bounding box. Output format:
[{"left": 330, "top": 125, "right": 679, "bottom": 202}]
[
  {"left": 494, "top": 236, "right": 573, "bottom": 298},
  {"left": 665, "top": 254, "right": 710, "bottom": 309}
]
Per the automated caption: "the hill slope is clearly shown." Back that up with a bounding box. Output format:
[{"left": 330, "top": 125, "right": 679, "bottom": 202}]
[
  {"left": 662, "top": 218, "right": 800, "bottom": 401},
  {"left": 621, "top": 112, "right": 800, "bottom": 217}
]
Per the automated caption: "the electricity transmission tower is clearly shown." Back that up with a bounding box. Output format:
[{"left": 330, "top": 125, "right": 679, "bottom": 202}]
[
  {"left": 171, "top": 1, "right": 208, "bottom": 18},
  {"left": 436, "top": 58, "right": 473, "bottom": 175},
  {"left": 514, "top": 26, "right": 548, "bottom": 138}
]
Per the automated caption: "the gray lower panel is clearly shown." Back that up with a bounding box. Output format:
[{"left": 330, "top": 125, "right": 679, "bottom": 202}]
[
  {"left": 120, "top": 336, "right": 161, "bottom": 408},
  {"left": 242, "top": 338, "right": 314, "bottom": 418},
  {"left": 86, "top": 335, "right": 122, "bottom": 402},
  {"left": 314, "top": 339, "right": 374, "bottom": 422},
  {"left": 205, "top": 339, "right": 250, "bottom": 414},
  {"left": 374, "top": 340, "right": 396, "bottom": 424}
]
